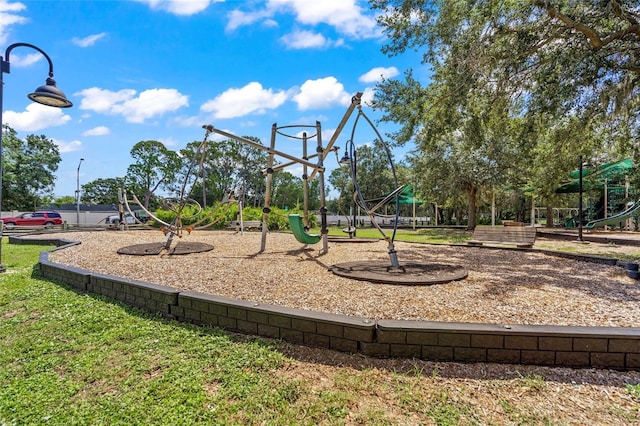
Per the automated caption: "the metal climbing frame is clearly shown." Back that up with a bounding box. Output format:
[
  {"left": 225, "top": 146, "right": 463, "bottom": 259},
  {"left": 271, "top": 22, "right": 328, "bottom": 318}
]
[
  {"left": 346, "top": 105, "right": 403, "bottom": 269},
  {"left": 203, "top": 92, "right": 363, "bottom": 253}
]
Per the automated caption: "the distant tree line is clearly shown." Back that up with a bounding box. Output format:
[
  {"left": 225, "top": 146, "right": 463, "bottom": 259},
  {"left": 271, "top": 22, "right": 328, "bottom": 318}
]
[{"left": 1, "top": 125, "right": 336, "bottom": 213}]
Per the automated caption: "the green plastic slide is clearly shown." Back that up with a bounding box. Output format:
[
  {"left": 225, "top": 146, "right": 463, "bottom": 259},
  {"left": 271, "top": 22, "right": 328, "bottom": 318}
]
[
  {"left": 585, "top": 201, "right": 640, "bottom": 229},
  {"left": 288, "top": 214, "right": 321, "bottom": 244}
]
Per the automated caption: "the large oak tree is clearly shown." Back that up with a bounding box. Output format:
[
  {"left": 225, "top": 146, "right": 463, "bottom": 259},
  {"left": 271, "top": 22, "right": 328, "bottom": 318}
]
[
  {"left": 1, "top": 125, "right": 61, "bottom": 211},
  {"left": 371, "top": 0, "right": 639, "bottom": 227}
]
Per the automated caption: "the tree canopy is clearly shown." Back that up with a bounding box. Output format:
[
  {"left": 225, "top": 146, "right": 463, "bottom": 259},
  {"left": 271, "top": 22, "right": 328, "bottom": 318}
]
[
  {"left": 371, "top": 0, "right": 639, "bottom": 227},
  {"left": 179, "top": 137, "right": 269, "bottom": 209},
  {"left": 126, "top": 140, "right": 182, "bottom": 209},
  {"left": 1, "top": 125, "right": 61, "bottom": 211},
  {"left": 81, "top": 177, "right": 125, "bottom": 205}
]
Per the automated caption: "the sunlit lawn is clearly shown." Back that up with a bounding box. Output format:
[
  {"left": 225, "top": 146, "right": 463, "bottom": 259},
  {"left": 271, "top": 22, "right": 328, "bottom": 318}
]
[{"left": 1, "top": 237, "right": 639, "bottom": 424}]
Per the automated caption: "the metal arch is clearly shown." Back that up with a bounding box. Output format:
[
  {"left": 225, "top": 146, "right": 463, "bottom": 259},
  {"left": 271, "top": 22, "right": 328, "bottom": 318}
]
[
  {"left": 347, "top": 107, "right": 402, "bottom": 268},
  {"left": 274, "top": 124, "right": 319, "bottom": 140},
  {"left": 121, "top": 125, "right": 224, "bottom": 247}
]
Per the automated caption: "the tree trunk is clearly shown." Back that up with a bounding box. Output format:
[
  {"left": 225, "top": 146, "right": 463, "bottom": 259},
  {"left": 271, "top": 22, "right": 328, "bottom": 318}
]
[
  {"left": 546, "top": 205, "right": 554, "bottom": 228},
  {"left": 467, "top": 186, "right": 477, "bottom": 230},
  {"left": 144, "top": 192, "right": 151, "bottom": 210}
]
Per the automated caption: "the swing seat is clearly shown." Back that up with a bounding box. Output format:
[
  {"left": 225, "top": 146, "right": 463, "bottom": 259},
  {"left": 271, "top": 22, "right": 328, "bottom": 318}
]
[{"left": 288, "top": 214, "right": 321, "bottom": 244}]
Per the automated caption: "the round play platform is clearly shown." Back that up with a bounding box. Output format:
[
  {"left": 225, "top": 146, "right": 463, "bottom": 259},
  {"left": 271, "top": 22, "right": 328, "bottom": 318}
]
[
  {"left": 328, "top": 261, "right": 468, "bottom": 285},
  {"left": 117, "top": 242, "right": 213, "bottom": 256}
]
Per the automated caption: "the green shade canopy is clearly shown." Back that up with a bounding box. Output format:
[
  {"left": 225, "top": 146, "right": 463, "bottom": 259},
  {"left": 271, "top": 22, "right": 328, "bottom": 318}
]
[
  {"left": 367, "top": 184, "right": 426, "bottom": 205},
  {"left": 556, "top": 158, "right": 634, "bottom": 194}
]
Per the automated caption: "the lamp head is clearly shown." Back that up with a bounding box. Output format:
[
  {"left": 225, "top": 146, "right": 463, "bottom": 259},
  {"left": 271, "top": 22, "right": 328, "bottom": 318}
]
[
  {"left": 339, "top": 140, "right": 353, "bottom": 166},
  {"left": 28, "top": 77, "right": 73, "bottom": 108}
]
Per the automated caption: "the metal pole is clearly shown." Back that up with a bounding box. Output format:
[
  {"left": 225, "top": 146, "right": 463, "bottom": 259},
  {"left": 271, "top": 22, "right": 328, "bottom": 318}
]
[
  {"left": 0, "top": 43, "right": 72, "bottom": 271},
  {"left": 260, "top": 123, "right": 277, "bottom": 252},
  {"left": 316, "top": 121, "right": 328, "bottom": 253},
  {"left": 578, "top": 156, "right": 584, "bottom": 242},
  {"left": 302, "top": 132, "right": 309, "bottom": 227},
  {"left": 76, "top": 158, "right": 84, "bottom": 226},
  {"left": 604, "top": 178, "right": 608, "bottom": 231},
  {"left": 352, "top": 150, "right": 357, "bottom": 237},
  {"left": 0, "top": 57, "right": 6, "bottom": 271}
]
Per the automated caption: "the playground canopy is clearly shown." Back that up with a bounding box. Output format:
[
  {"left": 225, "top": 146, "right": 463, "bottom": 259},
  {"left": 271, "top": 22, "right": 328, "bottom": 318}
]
[
  {"left": 556, "top": 158, "right": 634, "bottom": 193},
  {"left": 368, "top": 184, "right": 425, "bottom": 205},
  {"left": 398, "top": 184, "right": 424, "bottom": 205}
]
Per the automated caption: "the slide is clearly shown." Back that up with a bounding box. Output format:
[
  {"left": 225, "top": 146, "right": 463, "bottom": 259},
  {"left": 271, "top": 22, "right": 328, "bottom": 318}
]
[
  {"left": 288, "top": 214, "right": 321, "bottom": 244},
  {"left": 585, "top": 200, "right": 640, "bottom": 229}
]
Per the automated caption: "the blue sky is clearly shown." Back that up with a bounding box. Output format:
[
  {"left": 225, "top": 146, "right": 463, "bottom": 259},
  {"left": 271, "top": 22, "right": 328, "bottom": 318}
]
[{"left": 1, "top": 0, "right": 424, "bottom": 199}]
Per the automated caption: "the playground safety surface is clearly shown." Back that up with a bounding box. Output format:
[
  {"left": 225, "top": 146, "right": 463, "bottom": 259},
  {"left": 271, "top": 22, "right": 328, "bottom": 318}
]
[{"left": 44, "top": 230, "right": 640, "bottom": 327}]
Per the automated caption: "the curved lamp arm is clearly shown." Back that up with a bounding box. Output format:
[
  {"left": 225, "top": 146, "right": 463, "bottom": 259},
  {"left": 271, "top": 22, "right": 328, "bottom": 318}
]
[
  {"left": 1, "top": 42, "right": 73, "bottom": 108},
  {"left": 3, "top": 42, "right": 55, "bottom": 76}
]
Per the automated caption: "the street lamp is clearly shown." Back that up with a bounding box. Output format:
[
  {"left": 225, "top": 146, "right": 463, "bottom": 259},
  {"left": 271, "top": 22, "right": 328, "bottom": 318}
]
[
  {"left": 578, "top": 156, "right": 584, "bottom": 241},
  {"left": 338, "top": 140, "right": 357, "bottom": 237},
  {"left": 76, "top": 158, "right": 84, "bottom": 226},
  {"left": 0, "top": 42, "right": 73, "bottom": 272}
]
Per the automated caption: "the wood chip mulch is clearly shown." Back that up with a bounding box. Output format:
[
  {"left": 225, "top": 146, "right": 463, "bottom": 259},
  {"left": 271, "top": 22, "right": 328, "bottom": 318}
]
[{"left": 46, "top": 230, "right": 640, "bottom": 327}]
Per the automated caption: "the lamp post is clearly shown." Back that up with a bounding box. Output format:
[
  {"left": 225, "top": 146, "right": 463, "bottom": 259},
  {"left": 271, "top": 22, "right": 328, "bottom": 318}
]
[
  {"left": 76, "top": 158, "right": 84, "bottom": 226},
  {"left": 339, "top": 141, "right": 356, "bottom": 237},
  {"left": 577, "top": 156, "right": 592, "bottom": 242},
  {"left": 0, "top": 43, "right": 73, "bottom": 272}
]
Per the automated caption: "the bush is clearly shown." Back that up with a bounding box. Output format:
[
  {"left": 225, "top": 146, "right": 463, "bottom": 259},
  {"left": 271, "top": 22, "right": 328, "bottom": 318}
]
[
  {"left": 242, "top": 206, "right": 317, "bottom": 231},
  {"left": 153, "top": 203, "right": 319, "bottom": 231},
  {"left": 154, "top": 202, "right": 239, "bottom": 229}
]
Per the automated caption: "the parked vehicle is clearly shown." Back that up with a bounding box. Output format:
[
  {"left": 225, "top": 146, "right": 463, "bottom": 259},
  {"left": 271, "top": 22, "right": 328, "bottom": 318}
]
[
  {"left": 104, "top": 210, "right": 149, "bottom": 225},
  {"left": 1, "top": 211, "right": 63, "bottom": 229}
]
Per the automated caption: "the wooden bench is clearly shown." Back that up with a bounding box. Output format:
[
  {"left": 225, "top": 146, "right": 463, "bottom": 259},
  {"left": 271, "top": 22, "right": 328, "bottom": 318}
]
[{"left": 467, "top": 225, "right": 537, "bottom": 248}]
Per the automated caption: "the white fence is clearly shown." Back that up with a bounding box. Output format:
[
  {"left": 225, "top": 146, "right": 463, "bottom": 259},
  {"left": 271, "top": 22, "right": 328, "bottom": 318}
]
[{"left": 0, "top": 211, "right": 432, "bottom": 227}]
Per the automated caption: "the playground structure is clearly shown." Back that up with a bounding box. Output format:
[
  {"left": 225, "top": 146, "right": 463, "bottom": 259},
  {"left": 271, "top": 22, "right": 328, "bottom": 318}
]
[
  {"left": 555, "top": 158, "right": 638, "bottom": 230},
  {"left": 111, "top": 91, "right": 466, "bottom": 284},
  {"left": 203, "top": 92, "right": 365, "bottom": 254},
  {"left": 585, "top": 200, "right": 640, "bottom": 229},
  {"left": 116, "top": 126, "right": 243, "bottom": 254},
  {"left": 203, "top": 93, "right": 466, "bottom": 284}
]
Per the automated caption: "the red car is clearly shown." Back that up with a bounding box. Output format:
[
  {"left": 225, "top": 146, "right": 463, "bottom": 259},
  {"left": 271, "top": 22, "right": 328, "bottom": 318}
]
[{"left": 1, "top": 211, "right": 63, "bottom": 229}]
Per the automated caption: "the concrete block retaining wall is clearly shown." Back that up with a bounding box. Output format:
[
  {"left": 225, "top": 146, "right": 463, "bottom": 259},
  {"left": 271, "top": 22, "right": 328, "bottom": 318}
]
[{"left": 26, "top": 236, "right": 640, "bottom": 370}]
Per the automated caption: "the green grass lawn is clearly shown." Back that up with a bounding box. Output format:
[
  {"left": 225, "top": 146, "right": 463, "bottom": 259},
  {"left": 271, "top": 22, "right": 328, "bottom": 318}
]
[
  {"left": 1, "top": 238, "right": 639, "bottom": 425},
  {"left": 0, "top": 243, "right": 304, "bottom": 424},
  {"left": 318, "top": 225, "right": 471, "bottom": 244}
]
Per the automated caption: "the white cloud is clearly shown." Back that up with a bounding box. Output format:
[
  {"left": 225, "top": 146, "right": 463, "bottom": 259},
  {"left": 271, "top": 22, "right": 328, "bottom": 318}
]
[
  {"left": 226, "top": 8, "right": 274, "bottom": 32},
  {"left": 82, "top": 126, "right": 110, "bottom": 136},
  {"left": 0, "top": 0, "right": 27, "bottom": 44},
  {"left": 53, "top": 138, "right": 82, "bottom": 153},
  {"left": 292, "top": 77, "right": 351, "bottom": 111},
  {"left": 72, "top": 32, "right": 107, "bottom": 47},
  {"left": 171, "top": 114, "right": 205, "bottom": 128},
  {"left": 359, "top": 66, "right": 399, "bottom": 83},
  {"left": 201, "top": 82, "right": 288, "bottom": 119},
  {"left": 76, "top": 87, "right": 189, "bottom": 123},
  {"left": 281, "top": 29, "right": 336, "bottom": 49},
  {"left": 7, "top": 52, "right": 43, "bottom": 67},
  {"left": 360, "top": 87, "right": 376, "bottom": 106},
  {"left": 157, "top": 137, "right": 178, "bottom": 147},
  {"left": 267, "top": 0, "right": 379, "bottom": 39},
  {"left": 134, "top": 0, "right": 219, "bottom": 16},
  {"left": 3, "top": 103, "right": 72, "bottom": 132},
  {"left": 227, "top": 0, "right": 380, "bottom": 41}
]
